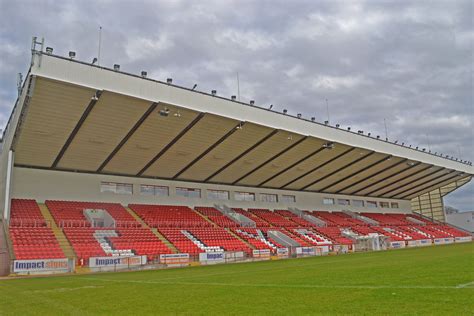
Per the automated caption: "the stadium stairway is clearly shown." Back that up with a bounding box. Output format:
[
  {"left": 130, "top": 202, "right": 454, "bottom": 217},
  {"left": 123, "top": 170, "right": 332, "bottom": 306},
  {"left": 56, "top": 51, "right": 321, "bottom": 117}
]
[
  {"left": 38, "top": 203, "right": 76, "bottom": 259},
  {"left": 192, "top": 209, "right": 218, "bottom": 227},
  {"left": 125, "top": 207, "right": 178, "bottom": 254},
  {"left": 225, "top": 228, "right": 256, "bottom": 250}
]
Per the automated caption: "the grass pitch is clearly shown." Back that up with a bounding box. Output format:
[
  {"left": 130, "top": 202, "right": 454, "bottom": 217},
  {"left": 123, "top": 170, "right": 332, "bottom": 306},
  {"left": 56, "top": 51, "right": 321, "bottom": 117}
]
[{"left": 0, "top": 243, "right": 472, "bottom": 315}]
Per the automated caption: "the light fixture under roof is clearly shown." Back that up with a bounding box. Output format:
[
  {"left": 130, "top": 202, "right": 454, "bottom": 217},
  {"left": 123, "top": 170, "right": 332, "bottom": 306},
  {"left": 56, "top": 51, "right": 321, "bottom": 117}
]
[
  {"left": 45, "top": 47, "right": 53, "bottom": 54},
  {"left": 68, "top": 51, "right": 76, "bottom": 59},
  {"left": 167, "top": 78, "right": 173, "bottom": 84},
  {"left": 159, "top": 108, "right": 170, "bottom": 117},
  {"left": 141, "top": 71, "right": 147, "bottom": 78},
  {"left": 322, "top": 142, "right": 334, "bottom": 149},
  {"left": 211, "top": 90, "right": 217, "bottom": 95},
  {"left": 249, "top": 100, "right": 255, "bottom": 105},
  {"left": 231, "top": 95, "right": 236, "bottom": 101},
  {"left": 113, "top": 64, "right": 120, "bottom": 71}
]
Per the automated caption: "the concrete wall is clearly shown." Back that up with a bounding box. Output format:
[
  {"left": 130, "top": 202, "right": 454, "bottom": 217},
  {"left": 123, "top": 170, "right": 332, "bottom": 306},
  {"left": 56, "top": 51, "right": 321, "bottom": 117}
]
[
  {"left": 446, "top": 212, "right": 474, "bottom": 233},
  {"left": 12, "top": 167, "right": 411, "bottom": 213}
]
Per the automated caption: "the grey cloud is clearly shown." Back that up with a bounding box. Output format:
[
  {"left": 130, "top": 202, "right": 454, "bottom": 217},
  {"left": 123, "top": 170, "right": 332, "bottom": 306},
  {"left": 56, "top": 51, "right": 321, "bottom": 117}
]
[{"left": 0, "top": 0, "right": 472, "bottom": 209}]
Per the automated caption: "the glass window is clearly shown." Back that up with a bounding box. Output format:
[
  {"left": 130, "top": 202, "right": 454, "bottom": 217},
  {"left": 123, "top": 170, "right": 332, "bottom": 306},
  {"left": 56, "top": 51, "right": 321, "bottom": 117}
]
[
  {"left": 140, "top": 185, "right": 155, "bottom": 196},
  {"left": 100, "top": 182, "right": 116, "bottom": 193},
  {"left": 391, "top": 202, "right": 399, "bottom": 209},
  {"left": 338, "top": 199, "right": 350, "bottom": 206},
  {"left": 281, "top": 195, "right": 296, "bottom": 203},
  {"left": 234, "top": 192, "right": 256, "bottom": 201},
  {"left": 323, "top": 198, "right": 335, "bottom": 205},
  {"left": 367, "top": 201, "right": 377, "bottom": 208},
  {"left": 140, "top": 185, "right": 169, "bottom": 196},
  {"left": 380, "top": 202, "right": 390, "bottom": 208},
  {"left": 207, "top": 190, "right": 229, "bottom": 200},
  {"left": 176, "top": 187, "right": 201, "bottom": 198},
  {"left": 260, "top": 193, "right": 278, "bottom": 203},
  {"left": 352, "top": 200, "right": 364, "bottom": 207},
  {"left": 101, "top": 182, "right": 133, "bottom": 195}
]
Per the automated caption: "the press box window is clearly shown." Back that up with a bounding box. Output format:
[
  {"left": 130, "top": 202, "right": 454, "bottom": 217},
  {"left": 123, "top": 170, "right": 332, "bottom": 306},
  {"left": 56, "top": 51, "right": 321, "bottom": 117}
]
[
  {"left": 234, "top": 192, "right": 256, "bottom": 201},
  {"left": 140, "top": 185, "right": 169, "bottom": 196},
  {"left": 367, "top": 201, "right": 377, "bottom": 208},
  {"left": 281, "top": 195, "right": 296, "bottom": 203},
  {"left": 380, "top": 202, "right": 390, "bottom": 208},
  {"left": 176, "top": 187, "right": 201, "bottom": 198},
  {"left": 323, "top": 198, "right": 335, "bottom": 205},
  {"left": 207, "top": 190, "right": 229, "bottom": 200},
  {"left": 352, "top": 200, "right": 364, "bottom": 207},
  {"left": 338, "top": 199, "right": 350, "bottom": 206},
  {"left": 260, "top": 193, "right": 278, "bottom": 203},
  {"left": 100, "top": 182, "right": 133, "bottom": 195},
  {"left": 391, "top": 202, "right": 399, "bottom": 209}
]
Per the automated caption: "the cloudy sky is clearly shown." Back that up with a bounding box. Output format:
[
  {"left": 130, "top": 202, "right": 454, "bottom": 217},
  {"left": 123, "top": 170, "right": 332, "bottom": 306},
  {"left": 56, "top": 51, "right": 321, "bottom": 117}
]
[{"left": 0, "top": 0, "right": 472, "bottom": 210}]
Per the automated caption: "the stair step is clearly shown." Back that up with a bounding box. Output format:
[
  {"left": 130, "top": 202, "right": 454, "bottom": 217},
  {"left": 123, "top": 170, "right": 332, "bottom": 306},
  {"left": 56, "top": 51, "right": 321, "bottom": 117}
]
[{"left": 38, "top": 204, "right": 76, "bottom": 259}]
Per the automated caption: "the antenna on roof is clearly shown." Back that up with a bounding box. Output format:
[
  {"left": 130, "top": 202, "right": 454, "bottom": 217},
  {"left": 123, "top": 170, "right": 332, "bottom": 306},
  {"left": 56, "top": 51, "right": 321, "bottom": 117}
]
[
  {"left": 383, "top": 118, "right": 389, "bottom": 140},
  {"left": 325, "top": 99, "right": 330, "bottom": 124},
  {"left": 236, "top": 72, "right": 240, "bottom": 101},
  {"left": 97, "top": 26, "right": 102, "bottom": 66}
]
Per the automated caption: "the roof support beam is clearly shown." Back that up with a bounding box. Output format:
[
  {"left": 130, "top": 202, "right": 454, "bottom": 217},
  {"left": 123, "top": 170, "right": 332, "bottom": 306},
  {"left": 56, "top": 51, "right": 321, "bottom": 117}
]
[
  {"left": 51, "top": 90, "right": 102, "bottom": 168},
  {"left": 97, "top": 102, "right": 159, "bottom": 172},
  {"left": 388, "top": 170, "right": 459, "bottom": 199},
  {"left": 320, "top": 155, "right": 392, "bottom": 192},
  {"left": 335, "top": 158, "right": 408, "bottom": 194},
  {"left": 204, "top": 129, "right": 279, "bottom": 182},
  {"left": 280, "top": 147, "right": 355, "bottom": 189},
  {"left": 302, "top": 151, "right": 376, "bottom": 191},
  {"left": 365, "top": 165, "right": 435, "bottom": 197},
  {"left": 398, "top": 172, "right": 464, "bottom": 199},
  {"left": 137, "top": 112, "right": 205, "bottom": 176},
  {"left": 351, "top": 161, "right": 423, "bottom": 195},
  {"left": 381, "top": 168, "right": 450, "bottom": 198},
  {"left": 172, "top": 121, "right": 245, "bottom": 179},
  {"left": 232, "top": 136, "right": 308, "bottom": 185},
  {"left": 258, "top": 147, "right": 326, "bottom": 187}
]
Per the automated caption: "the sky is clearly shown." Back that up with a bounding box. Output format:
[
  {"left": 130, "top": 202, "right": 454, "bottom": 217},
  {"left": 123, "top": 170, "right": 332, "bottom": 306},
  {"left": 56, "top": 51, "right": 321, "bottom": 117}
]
[{"left": 0, "top": 0, "right": 472, "bottom": 210}]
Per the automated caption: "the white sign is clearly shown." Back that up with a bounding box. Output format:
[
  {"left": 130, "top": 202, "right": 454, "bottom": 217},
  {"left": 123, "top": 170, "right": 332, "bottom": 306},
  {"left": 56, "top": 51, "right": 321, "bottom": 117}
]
[
  {"left": 296, "top": 247, "right": 316, "bottom": 256},
  {"left": 390, "top": 241, "right": 406, "bottom": 249},
  {"left": 252, "top": 249, "right": 271, "bottom": 259},
  {"left": 455, "top": 236, "right": 472, "bottom": 243},
  {"left": 199, "top": 252, "right": 225, "bottom": 264},
  {"left": 160, "top": 253, "right": 189, "bottom": 266},
  {"left": 417, "top": 239, "right": 432, "bottom": 247},
  {"left": 277, "top": 248, "right": 289, "bottom": 258},
  {"left": 13, "top": 258, "right": 69, "bottom": 273},
  {"left": 89, "top": 255, "right": 147, "bottom": 268}
]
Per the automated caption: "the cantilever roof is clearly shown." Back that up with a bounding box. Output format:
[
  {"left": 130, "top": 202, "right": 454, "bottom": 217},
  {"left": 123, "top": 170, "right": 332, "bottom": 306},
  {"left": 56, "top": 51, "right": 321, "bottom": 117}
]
[{"left": 6, "top": 52, "right": 473, "bottom": 200}]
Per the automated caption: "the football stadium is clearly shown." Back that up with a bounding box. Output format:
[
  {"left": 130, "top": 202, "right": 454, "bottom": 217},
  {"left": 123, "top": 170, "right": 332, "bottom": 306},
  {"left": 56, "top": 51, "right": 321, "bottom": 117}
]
[{"left": 0, "top": 41, "right": 473, "bottom": 315}]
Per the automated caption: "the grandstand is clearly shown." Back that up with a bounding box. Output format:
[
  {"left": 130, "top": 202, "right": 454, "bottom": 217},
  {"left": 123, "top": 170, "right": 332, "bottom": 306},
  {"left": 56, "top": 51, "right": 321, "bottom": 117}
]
[{"left": 0, "top": 44, "right": 472, "bottom": 276}]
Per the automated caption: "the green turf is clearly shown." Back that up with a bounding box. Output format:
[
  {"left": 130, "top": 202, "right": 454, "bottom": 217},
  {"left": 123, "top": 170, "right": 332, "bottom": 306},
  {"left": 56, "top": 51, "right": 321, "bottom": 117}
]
[{"left": 0, "top": 243, "right": 473, "bottom": 315}]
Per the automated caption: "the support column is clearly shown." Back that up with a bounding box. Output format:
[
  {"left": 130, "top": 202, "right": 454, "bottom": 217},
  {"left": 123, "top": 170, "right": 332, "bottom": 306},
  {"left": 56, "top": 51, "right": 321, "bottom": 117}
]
[{"left": 3, "top": 150, "right": 14, "bottom": 221}]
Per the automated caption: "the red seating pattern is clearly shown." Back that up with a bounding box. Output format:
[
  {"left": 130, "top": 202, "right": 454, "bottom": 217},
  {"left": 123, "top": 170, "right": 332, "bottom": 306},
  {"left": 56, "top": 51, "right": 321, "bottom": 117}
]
[
  {"left": 195, "top": 207, "right": 240, "bottom": 227},
  {"left": 311, "top": 211, "right": 367, "bottom": 227},
  {"left": 130, "top": 204, "right": 212, "bottom": 228},
  {"left": 9, "top": 199, "right": 46, "bottom": 227},
  {"left": 9, "top": 199, "right": 65, "bottom": 259}
]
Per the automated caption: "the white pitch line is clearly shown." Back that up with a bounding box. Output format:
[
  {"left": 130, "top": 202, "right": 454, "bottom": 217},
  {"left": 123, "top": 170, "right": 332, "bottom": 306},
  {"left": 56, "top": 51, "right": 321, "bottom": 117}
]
[
  {"left": 80, "top": 277, "right": 469, "bottom": 290},
  {"left": 26, "top": 285, "right": 104, "bottom": 294},
  {"left": 456, "top": 281, "right": 474, "bottom": 288}
]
